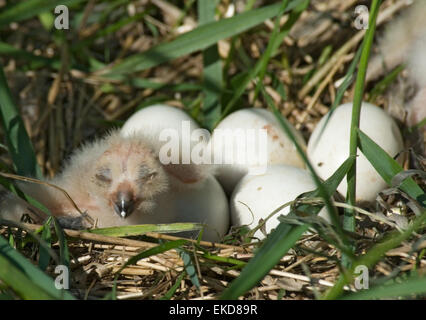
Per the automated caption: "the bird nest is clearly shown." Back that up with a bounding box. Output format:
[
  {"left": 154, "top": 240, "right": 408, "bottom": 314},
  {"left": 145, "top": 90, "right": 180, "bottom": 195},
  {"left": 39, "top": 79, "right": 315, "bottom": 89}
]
[
  {"left": 1, "top": 179, "right": 425, "bottom": 300},
  {"left": 0, "top": 0, "right": 425, "bottom": 300}
]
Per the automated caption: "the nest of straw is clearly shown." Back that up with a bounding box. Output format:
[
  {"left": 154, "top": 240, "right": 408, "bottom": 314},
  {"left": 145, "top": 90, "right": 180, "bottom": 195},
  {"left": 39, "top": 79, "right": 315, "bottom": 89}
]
[{"left": 0, "top": 0, "right": 425, "bottom": 300}]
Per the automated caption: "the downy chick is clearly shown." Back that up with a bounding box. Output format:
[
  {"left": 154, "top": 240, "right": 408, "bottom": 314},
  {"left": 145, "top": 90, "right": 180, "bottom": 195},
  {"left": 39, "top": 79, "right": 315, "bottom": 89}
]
[
  {"left": 3, "top": 130, "right": 229, "bottom": 242},
  {"left": 367, "top": 0, "right": 426, "bottom": 129},
  {"left": 366, "top": 0, "right": 426, "bottom": 83},
  {"left": 15, "top": 131, "right": 170, "bottom": 227}
]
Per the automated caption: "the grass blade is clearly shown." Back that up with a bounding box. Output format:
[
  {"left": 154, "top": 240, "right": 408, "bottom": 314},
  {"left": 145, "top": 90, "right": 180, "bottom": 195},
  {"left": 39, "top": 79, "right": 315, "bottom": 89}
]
[
  {"left": 345, "top": 0, "right": 381, "bottom": 241},
  {"left": 367, "top": 65, "right": 404, "bottom": 103},
  {"left": 198, "top": 0, "right": 222, "bottom": 130},
  {"left": 218, "top": 0, "right": 308, "bottom": 123},
  {"left": 178, "top": 249, "right": 200, "bottom": 291},
  {"left": 0, "top": 255, "right": 55, "bottom": 300},
  {"left": 253, "top": 0, "right": 309, "bottom": 101},
  {"left": 260, "top": 84, "right": 345, "bottom": 241},
  {"left": 220, "top": 154, "right": 355, "bottom": 299},
  {"left": 0, "top": 63, "right": 42, "bottom": 178},
  {"left": 313, "top": 44, "right": 363, "bottom": 147},
  {"left": 295, "top": 156, "right": 356, "bottom": 215},
  {"left": 324, "top": 209, "right": 426, "bottom": 299},
  {"left": 0, "top": 42, "right": 60, "bottom": 70},
  {"left": 342, "top": 274, "right": 426, "bottom": 300},
  {"left": 38, "top": 220, "right": 52, "bottom": 271},
  {"left": 219, "top": 84, "right": 351, "bottom": 300},
  {"left": 0, "top": 235, "right": 75, "bottom": 300},
  {"left": 358, "top": 129, "right": 425, "bottom": 208},
  {"left": 86, "top": 223, "right": 203, "bottom": 237},
  {"left": 0, "top": 0, "right": 86, "bottom": 26},
  {"left": 105, "top": 0, "right": 305, "bottom": 76},
  {"left": 220, "top": 223, "right": 308, "bottom": 300},
  {"left": 52, "top": 217, "right": 70, "bottom": 268},
  {"left": 160, "top": 272, "right": 186, "bottom": 300}
]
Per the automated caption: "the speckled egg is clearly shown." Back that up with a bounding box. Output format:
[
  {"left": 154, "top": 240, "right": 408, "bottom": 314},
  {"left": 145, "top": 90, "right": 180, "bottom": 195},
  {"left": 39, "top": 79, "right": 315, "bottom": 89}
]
[{"left": 210, "top": 108, "right": 306, "bottom": 195}]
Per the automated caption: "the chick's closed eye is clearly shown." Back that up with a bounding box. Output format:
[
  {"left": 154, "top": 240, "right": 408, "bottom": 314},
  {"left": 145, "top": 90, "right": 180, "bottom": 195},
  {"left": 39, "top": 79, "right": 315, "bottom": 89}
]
[
  {"left": 94, "top": 167, "right": 112, "bottom": 185},
  {"left": 138, "top": 165, "right": 157, "bottom": 181}
]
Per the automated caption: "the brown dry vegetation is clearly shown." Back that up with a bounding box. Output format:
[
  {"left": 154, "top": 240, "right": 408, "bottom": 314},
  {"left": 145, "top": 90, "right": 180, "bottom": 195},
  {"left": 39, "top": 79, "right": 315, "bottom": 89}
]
[{"left": 0, "top": 0, "right": 425, "bottom": 300}]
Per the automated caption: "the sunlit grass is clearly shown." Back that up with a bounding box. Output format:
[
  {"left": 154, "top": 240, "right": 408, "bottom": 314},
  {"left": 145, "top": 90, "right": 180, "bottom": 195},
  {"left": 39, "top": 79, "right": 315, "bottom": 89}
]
[{"left": 0, "top": 0, "right": 425, "bottom": 300}]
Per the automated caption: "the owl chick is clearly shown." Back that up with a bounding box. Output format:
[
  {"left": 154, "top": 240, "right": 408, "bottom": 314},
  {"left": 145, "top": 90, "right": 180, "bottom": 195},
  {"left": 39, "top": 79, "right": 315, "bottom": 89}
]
[
  {"left": 366, "top": 0, "right": 426, "bottom": 83},
  {"left": 2, "top": 130, "right": 229, "bottom": 242},
  {"left": 366, "top": 1, "right": 426, "bottom": 153}
]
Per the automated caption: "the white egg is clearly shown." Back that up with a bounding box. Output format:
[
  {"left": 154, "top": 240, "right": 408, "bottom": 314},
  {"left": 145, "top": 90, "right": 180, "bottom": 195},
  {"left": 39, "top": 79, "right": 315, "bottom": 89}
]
[
  {"left": 121, "top": 104, "right": 201, "bottom": 146},
  {"left": 209, "top": 108, "right": 306, "bottom": 195},
  {"left": 231, "top": 165, "right": 330, "bottom": 240},
  {"left": 171, "top": 175, "right": 230, "bottom": 242},
  {"left": 307, "top": 102, "right": 404, "bottom": 202}
]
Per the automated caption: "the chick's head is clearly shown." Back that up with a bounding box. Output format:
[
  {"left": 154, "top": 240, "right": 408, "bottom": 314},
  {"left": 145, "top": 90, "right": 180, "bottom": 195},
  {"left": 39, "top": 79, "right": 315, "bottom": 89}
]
[{"left": 89, "top": 134, "right": 169, "bottom": 219}]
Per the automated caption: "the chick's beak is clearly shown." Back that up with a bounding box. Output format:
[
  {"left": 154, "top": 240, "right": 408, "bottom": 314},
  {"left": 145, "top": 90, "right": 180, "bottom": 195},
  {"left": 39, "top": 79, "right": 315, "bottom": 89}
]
[{"left": 113, "top": 191, "right": 135, "bottom": 218}]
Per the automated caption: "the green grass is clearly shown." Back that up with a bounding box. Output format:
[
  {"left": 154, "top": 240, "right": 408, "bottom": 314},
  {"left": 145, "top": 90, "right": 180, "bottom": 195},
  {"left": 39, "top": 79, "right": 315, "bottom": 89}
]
[
  {"left": 218, "top": 0, "right": 308, "bottom": 124},
  {"left": 103, "top": 0, "right": 306, "bottom": 77},
  {"left": 0, "top": 64, "right": 42, "bottom": 178},
  {"left": 0, "top": 0, "right": 86, "bottom": 26},
  {"left": 85, "top": 223, "right": 203, "bottom": 237},
  {"left": 0, "top": 235, "right": 75, "bottom": 299},
  {"left": 0, "top": 0, "right": 425, "bottom": 301},
  {"left": 345, "top": 0, "right": 381, "bottom": 251},
  {"left": 198, "top": 0, "right": 222, "bottom": 130}
]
